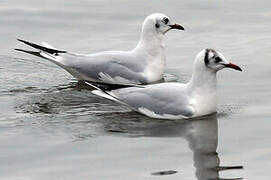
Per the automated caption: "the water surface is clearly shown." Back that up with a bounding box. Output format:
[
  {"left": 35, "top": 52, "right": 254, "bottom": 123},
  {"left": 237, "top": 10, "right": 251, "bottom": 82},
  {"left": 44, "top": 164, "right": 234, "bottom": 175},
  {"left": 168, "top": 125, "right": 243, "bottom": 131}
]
[{"left": 1, "top": 0, "right": 271, "bottom": 179}]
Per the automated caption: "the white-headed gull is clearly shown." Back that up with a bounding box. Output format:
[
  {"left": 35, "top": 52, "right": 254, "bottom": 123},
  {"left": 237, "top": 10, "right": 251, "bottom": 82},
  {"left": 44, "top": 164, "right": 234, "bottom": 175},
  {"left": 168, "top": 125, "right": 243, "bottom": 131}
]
[
  {"left": 15, "top": 13, "right": 184, "bottom": 85},
  {"left": 86, "top": 49, "right": 242, "bottom": 119}
]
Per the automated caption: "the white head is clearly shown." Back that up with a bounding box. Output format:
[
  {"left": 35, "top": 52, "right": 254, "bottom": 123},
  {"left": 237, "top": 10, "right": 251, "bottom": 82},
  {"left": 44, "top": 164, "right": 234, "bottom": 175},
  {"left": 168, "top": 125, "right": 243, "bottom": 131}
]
[
  {"left": 141, "top": 13, "right": 184, "bottom": 37},
  {"left": 194, "top": 49, "right": 242, "bottom": 73}
]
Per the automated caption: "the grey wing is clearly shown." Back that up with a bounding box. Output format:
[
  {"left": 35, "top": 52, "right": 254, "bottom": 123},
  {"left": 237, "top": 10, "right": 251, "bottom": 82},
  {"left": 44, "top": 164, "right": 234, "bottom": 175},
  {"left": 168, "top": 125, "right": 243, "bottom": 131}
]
[
  {"left": 60, "top": 52, "right": 148, "bottom": 84},
  {"left": 111, "top": 83, "right": 195, "bottom": 119}
]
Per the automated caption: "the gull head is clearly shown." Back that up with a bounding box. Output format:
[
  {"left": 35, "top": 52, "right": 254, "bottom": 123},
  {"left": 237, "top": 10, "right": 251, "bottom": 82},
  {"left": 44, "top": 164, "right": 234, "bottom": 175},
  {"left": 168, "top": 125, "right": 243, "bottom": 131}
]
[
  {"left": 195, "top": 49, "right": 242, "bottom": 72},
  {"left": 142, "top": 13, "right": 184, "bottom": 36}
]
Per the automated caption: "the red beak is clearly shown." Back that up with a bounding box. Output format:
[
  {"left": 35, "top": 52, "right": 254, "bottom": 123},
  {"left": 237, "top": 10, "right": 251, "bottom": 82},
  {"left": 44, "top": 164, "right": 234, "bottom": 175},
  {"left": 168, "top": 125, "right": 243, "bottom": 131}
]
[
  {"left": 169, "top": 24, "right": 185, "bottom": 30},
  {"left": 224, "top": 63, "right": 242, "bottom": 71}
]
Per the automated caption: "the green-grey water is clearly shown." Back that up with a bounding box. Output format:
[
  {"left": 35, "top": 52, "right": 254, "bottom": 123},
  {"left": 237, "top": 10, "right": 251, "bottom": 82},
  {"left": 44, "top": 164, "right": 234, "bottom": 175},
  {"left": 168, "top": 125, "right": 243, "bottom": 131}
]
[{"left": 1, "top": 0, "right": 271, "bottom": 179}]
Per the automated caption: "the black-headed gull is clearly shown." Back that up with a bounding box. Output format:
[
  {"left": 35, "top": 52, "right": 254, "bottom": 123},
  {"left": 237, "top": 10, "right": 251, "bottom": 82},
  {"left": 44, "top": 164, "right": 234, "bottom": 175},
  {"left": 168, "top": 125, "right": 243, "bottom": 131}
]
[
  {"left": 86, "top": 49, "right": 242, "bottom": 119},
  {"left": 15, "top": 13, "right": 184, "bottom": 85}
]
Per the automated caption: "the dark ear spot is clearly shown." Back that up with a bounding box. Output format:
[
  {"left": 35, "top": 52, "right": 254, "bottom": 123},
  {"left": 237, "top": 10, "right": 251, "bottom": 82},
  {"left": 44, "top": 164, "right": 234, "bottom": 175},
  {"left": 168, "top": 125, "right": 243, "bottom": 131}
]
[
  {"left": 204, "top": 49, "right": 210, "bottom": 65},
  {"left": 214, "top": 56, "right": 222, "bottom": 63},
  {"left": 155, "top": 23, "right": 160, "bottom": 28},
  {"left": 162, "top": 17, "right": 169, "bottom": 24}
]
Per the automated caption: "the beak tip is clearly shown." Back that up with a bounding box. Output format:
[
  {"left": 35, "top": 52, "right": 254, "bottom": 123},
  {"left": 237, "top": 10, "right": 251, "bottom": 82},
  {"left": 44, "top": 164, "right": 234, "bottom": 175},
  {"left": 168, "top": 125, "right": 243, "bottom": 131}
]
[
  {"left": 169, "top": 24, "right": 185, "bottom": 31},
  {"left": 235, "top": 65, "right": 243, "bottom": 72},
  {"left": 225, "top": 63, "right": 242, "bottom": 72},
  {"left": 179, "top": 25, "right": 185, "bottom": 31}
]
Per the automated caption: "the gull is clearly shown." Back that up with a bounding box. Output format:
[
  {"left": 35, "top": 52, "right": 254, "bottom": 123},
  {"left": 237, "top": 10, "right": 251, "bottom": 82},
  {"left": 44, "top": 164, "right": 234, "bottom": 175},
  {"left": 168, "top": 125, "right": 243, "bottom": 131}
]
[
  {"left": 15, "top": 13, "right": 184, "bottom": 85},
  {"left": 86, "top": 49, "right": 242, "bottom": 119}
]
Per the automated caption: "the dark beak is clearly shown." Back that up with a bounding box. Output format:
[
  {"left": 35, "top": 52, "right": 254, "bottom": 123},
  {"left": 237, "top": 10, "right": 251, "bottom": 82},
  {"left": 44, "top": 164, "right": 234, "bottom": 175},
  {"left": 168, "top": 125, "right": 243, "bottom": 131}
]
[
  {"left": 169, "top": 24, "right": 185, "bottom": 30},
  {"left": 223, "top": 63, "right": 242, "bottom": 71}
]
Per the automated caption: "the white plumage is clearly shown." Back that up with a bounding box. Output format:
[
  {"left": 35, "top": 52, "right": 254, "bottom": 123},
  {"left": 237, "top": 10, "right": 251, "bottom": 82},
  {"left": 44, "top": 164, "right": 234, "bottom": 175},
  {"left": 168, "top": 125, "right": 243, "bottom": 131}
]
[{"left": 87, "top": 49, "right": 242, "bottom": 119}]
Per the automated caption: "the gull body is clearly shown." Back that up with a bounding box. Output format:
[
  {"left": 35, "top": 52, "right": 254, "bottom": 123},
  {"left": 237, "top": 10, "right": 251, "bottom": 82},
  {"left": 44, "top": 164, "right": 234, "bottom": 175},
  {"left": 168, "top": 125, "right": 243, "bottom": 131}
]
[
  {"left": 16, "top": 13, "right": 184, "bottom": 85},
  {"left": 88, "top": 49, "right": 242, "bottom": 119}
]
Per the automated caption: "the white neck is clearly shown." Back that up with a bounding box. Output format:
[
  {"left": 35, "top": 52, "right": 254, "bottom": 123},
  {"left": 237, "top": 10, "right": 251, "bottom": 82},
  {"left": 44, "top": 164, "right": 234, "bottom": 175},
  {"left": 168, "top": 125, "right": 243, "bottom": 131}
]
[
  {"left": 131, "top": 26, "right": 166, "bottom": 83},
  {"left": 133, "top": 26, "right": 165, "bottom": 57},
  {"left": 187, "top": 61, "right": 218, "bottom": 116},
  {"left": 188, "top": 64, "right": 217, "bottom": 91}
]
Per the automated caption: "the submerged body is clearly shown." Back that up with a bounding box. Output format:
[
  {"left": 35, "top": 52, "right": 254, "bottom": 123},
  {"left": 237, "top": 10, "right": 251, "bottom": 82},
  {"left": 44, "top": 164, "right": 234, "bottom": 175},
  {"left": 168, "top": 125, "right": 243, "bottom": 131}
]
[
  {"left": 88, "top": 49, "right": 242, "bottom": 119},
  {"left": 16, "top": 13, "right": 184, "bottom": 85}
]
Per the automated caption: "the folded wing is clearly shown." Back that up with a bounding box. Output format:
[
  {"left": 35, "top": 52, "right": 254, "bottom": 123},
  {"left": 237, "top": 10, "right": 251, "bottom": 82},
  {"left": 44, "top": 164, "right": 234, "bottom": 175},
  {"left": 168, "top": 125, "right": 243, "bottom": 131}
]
[{"left": 87, "top": 82, "right": 195, "bottom": 119}]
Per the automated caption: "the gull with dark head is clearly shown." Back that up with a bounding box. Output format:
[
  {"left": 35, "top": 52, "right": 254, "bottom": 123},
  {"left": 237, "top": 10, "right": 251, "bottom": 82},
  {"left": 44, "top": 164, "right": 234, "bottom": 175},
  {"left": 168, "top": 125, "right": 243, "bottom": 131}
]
[
  {"left": 86, "top": 49, "right": 242, "bottom": 119},
  {"left": 15, "top": 13, "right": 184, "bottom": 85}
]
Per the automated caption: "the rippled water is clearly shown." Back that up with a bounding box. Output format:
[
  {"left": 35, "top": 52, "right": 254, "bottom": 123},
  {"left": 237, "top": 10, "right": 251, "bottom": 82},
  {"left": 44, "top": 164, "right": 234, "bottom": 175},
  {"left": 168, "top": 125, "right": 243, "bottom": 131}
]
[{"left": 1, "top": 0, "right": 271, "bottom": 179}]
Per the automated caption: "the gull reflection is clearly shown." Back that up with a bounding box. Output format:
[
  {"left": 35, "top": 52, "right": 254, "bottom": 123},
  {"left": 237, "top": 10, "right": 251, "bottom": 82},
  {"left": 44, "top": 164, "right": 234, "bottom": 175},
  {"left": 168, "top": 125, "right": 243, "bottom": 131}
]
[
  {"left": 14, "top": 81, "right": 243, "bottom": 179},
  {"left": 102, "top": 113, "right": 243, "bottom": 180}
]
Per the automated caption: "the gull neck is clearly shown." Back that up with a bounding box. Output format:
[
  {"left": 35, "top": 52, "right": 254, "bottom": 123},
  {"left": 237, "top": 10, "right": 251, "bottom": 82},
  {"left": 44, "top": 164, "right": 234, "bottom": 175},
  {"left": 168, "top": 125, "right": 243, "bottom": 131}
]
[
  {"left": 187, "top": 61, "right": 217, "bottom": 94},
  {"left": 133, "top": 27, "right": 165, "bottom": 57}
]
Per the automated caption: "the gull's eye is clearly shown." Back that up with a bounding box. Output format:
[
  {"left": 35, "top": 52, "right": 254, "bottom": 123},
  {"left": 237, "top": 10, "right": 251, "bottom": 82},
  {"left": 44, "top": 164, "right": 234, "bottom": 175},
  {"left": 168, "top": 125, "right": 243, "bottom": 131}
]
[
  {"left": 214, "top": 56, "right": 222, "bottom": 63},
  {"left": 162, "top": 17, "right": 169, "bottom": 24}
]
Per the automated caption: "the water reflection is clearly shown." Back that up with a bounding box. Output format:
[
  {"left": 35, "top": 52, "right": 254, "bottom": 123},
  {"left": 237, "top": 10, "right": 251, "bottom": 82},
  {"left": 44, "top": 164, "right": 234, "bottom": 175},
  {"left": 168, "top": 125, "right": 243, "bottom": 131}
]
[
  {"left": 13, "top": 82, "right": 243, "bottom": 179},
  {"left": 99, "top": 114, "right": 243, "bottom": 179},
  {"left": 182, "top": 115, "right": 243, "bottom": 180},
  {"left": 0, "top": 0, "right": 269, "bottom": 178}
]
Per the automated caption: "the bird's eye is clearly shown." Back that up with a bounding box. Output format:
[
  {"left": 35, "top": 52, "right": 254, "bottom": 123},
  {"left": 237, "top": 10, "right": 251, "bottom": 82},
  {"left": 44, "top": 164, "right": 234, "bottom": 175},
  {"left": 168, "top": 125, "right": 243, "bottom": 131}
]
[
  {"left": 214, "top": 56, "right": 222, "bottom": 63},
  {"left": 162, "top": 17, "right": 169, "bottom": 24}
]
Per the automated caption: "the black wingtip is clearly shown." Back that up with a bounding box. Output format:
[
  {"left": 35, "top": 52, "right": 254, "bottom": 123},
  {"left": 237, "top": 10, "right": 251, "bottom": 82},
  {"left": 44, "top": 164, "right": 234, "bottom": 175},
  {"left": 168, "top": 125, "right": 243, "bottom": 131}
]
[
  {"left": 14, "top": 48, "right": 43, "bottom": 58},
  {"left": 17, "top": 39, "right": 32, "bottom": 46},
  {"left": 84, "top": 81, "right": 145, "bottom": 91},
  {"left": 17, "top": 38, "right": 67, "bottom": 54},
  {"left": 17, "top": 39, "right": 26, "bottom": 43},
  {"left": 14, "top": 48, "right": 27, "bottom": 52}
]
